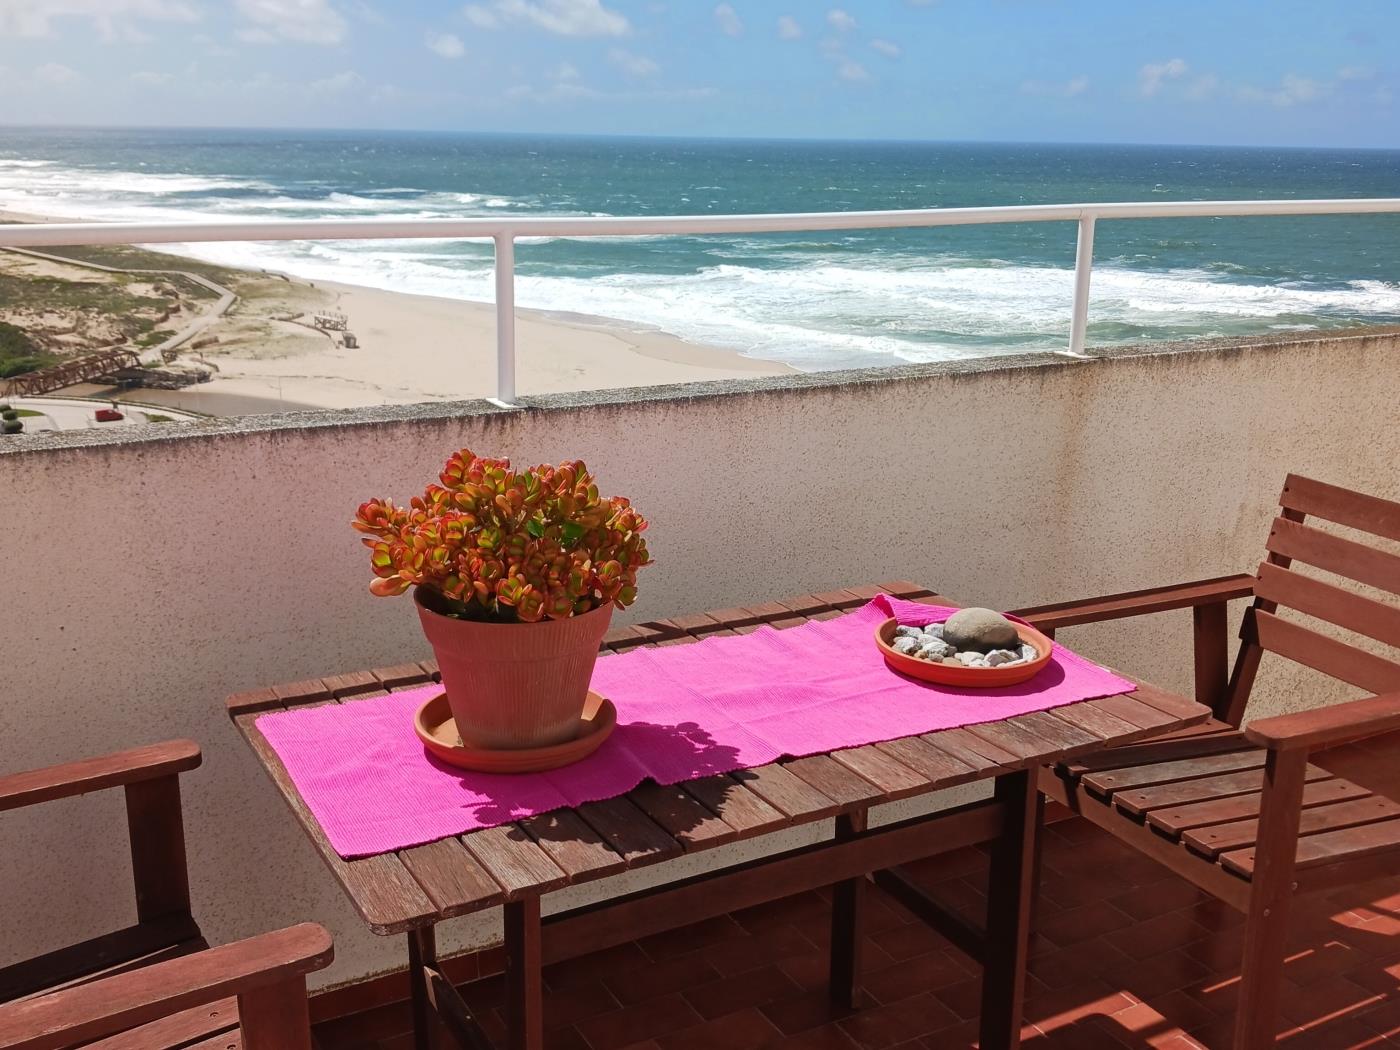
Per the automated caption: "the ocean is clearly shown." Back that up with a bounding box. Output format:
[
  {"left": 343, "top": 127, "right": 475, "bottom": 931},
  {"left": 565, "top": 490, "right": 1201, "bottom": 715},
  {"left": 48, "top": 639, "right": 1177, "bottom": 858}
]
[{"left": 1, "top": 126, "right": 1398, "bottom": 370}]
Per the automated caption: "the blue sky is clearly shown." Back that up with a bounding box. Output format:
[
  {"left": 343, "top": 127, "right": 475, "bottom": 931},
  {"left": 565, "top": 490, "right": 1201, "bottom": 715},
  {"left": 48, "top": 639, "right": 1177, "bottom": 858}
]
[{"left": 0, "top": 0, "right": 1396, "bottom": 146}]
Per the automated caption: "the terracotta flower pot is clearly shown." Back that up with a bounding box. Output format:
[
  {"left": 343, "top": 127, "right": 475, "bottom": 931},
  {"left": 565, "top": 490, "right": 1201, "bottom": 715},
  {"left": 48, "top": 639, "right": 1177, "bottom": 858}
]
[{"left": 414, "top": 590, "right": 614, "bottom": 750}]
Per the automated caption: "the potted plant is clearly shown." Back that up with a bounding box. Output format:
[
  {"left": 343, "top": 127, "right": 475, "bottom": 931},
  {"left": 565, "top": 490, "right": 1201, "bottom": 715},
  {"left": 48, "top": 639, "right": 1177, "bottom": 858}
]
[{"left": 353, "top": 448, "right": 651, "bottom": 750}]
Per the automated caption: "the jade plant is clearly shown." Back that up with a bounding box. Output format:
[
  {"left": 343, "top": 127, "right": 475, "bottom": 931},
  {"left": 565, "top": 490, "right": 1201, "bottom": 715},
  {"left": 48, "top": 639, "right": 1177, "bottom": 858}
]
[{"left": 354, "top": 449, "right": 651, "bottom": 623}]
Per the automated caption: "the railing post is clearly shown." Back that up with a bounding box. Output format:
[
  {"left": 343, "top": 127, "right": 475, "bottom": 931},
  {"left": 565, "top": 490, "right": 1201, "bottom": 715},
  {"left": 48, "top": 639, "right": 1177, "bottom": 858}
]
[
  {"left": 493, "top": 233, "right": 517, "bottom": 404},
  {"left": 1066, "top": 214, "right": 1095, "bottom": 358}
]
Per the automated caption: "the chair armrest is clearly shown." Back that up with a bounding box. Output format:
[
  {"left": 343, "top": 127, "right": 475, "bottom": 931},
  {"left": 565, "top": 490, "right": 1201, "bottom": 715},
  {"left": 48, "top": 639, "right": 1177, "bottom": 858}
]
[
  {"left": 1010, "top": 574, "right": 1254, "bottom": 632},
  {"left": 1245, "top": 692, "right": 1400, "bottom": 753},
  {"left": 0, "top": 740, "right": 201, "bottom": 813},
  {"left": 0, "top": 923, "right": 333, "bottom": 1050}
]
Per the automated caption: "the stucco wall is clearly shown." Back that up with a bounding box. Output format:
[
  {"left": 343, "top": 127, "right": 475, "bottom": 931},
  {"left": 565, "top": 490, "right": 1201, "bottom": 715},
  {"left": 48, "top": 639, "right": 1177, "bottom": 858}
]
[{"left": 3, "top": 329, "right": 1398, "bottom": 990}]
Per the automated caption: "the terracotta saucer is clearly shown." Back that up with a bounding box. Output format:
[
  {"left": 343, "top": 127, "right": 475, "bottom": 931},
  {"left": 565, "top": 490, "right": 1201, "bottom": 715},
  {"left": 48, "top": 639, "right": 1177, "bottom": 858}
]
[
  {"left": 874, "top": 617, "right": 1054, "bottom": 688},
  {"left": 414, "top": 690, "right": 617, "bottom": 773}
]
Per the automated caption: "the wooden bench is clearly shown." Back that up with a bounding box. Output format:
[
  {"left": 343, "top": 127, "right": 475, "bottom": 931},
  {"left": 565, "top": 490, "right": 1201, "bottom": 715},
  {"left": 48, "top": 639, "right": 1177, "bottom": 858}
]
[
  {"left": 0, "top": 741, "right": 333, "bottom": 1049},
  {"left": 1013, "top": 474, "right": 1400, "bottom": 1049}
]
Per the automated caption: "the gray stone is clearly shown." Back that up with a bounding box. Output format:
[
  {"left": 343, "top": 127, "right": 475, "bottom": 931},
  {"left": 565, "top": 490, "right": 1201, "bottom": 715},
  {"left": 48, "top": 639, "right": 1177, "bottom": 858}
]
[
  {"left": 918, "top": 638, "right": 952, "bottom": 660},
  {"left": 955, "top": 650, "right": 989, "bottom": 667},
  {"left": 984, "top": 649, "right": 1020, "bottom": 667},
  {"left": 895, "top": 625, "right": 924, "bottom": 640},
  {"left": 941, "top": 608, "right": 1020, "bottom": 653},
  {"left": 892, "top": 635, "right": 921, "bottom": 655},
  {"left": 923, "top": 623, "right": 945, "bottom": 639}
]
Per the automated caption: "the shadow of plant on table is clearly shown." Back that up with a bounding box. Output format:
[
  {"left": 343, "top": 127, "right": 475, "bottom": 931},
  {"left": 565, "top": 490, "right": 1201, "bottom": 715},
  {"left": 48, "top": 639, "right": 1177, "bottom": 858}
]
[{"left": 454, "top": 719, "right": 745, "bottom": 833}]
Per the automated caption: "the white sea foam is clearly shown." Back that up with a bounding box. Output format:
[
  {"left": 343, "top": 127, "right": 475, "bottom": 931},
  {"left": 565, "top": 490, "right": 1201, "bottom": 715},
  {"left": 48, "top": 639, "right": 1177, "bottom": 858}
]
[{"left": 2, "top": 155, "right": 1398, "bottom": 369}]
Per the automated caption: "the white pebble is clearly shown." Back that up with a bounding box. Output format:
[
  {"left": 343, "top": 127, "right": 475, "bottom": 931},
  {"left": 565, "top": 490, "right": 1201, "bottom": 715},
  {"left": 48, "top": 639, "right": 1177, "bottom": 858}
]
[
  {"left": 892, "top": 636, "right": 921, "bottom": 655},
  {"left": 1020, "top": 644, "right": 1038, "bottom": 662},
  {"left": 984, "top": 649, "right": 1020, "bottom": 667},
  {"left": 895, "top": 625, "right": 924, "bottom": 640},
  {"left": 956, "top": 651, "right": 988, "bottom": 667}
]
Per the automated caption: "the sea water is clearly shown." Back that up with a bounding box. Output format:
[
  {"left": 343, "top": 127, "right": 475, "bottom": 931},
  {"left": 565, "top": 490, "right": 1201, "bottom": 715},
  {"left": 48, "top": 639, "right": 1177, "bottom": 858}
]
[{"left": 1, "top": 126, "right": 1397, "bottom": 370}]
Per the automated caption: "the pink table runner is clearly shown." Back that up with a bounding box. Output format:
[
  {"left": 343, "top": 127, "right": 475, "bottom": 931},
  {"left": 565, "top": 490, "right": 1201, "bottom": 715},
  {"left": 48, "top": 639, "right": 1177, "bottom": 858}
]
[{"left": 257, "top": 595, "right": 1135, "bottom": 858}]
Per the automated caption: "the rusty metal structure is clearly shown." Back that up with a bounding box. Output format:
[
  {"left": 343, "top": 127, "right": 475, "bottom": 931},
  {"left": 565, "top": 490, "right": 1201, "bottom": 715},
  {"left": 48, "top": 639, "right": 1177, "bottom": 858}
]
[{"left": 1, "top": 348, "right": 140, "bottom": 396}]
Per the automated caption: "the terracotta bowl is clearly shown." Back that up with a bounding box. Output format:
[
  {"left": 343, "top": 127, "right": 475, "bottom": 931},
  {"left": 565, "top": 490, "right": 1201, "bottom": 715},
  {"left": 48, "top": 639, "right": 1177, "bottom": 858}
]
[
  {"left": 414, "top": 690, "right": 617, "bottom": 773},
  {"left": 874, "top": 617, "right": 1054, "bottom": 688}
]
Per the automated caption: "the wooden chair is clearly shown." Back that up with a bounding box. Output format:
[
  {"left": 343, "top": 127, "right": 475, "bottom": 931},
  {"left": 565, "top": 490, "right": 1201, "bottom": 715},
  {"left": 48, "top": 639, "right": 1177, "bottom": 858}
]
[
  {"left": 1012, "top": 474, "right": 1400, "bottom": 1049},
  {"left": 0, "top": 740, "right": 333, "bottom": 1049}
]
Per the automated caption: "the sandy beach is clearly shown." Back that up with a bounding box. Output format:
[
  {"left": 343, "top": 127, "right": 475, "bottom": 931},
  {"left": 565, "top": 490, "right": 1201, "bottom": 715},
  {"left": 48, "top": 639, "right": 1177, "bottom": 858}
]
[
  {"left": 0, "top": 208, "right": 794, "bottom": 416},
  {"left": 160, "top": 279, "right": 793, "bottom": 415}
]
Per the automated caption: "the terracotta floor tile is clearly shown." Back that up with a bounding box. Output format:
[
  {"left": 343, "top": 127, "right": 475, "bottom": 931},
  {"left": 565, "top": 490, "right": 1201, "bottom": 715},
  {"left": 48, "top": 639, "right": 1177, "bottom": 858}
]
[
  {"left": 836, "top": 990, "right": 960, "bottom": 1049},
  {"left": 636, "top": 914, "right": 749, "bottom": 962},
  {"left": 1035, "top": 900, "right": 1137, "bottom": 949},
  {"left": 314, "top": 810, "right": 1400, "bottom": 1050},
  {"left": 760, "top": 988, "right": 858, "bottom": 1037},
  {"left": 769, "top": 1023, "right": 863, "bottom": 1049},
  {"left": 653, "top": 1007, "right": 781, "bottom": 1050},
  {"left": 604, "top": 952, "right": 722, "bottom": 1006},
  {"left": 682, "top": 963, "right": 803, "bottom": 1020},
  {"left": 572, "top": 992, "right": 704, "bottom": 1050},
  {"left": 862, "top": 948, "right": 974, "bottom": 1005}
]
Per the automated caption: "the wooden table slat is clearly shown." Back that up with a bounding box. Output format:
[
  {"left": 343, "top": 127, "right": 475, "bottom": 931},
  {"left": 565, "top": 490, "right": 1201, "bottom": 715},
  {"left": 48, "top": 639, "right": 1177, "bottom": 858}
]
[
  {"left": 628, "top": 781, "right": 738, "bottom": 848},
  {"left": 682, "top": 774, "right": 789, "bottom": 834},
  {"left": 231, "top": 710, "right": 437, "bottom": 933},
  {"left": 371, "top": 663, "right": 435, "bottom": 689},
  {"left": 1085, "top": 692, "right": 1182, "bottom": 732},
  {"left": 272, "top": 678, "right": 332, "bottom": 706},
  {"left": 829, "top": 744, "right": 930, "bottom": 800},
  {"left": 874, "top": 735, "right": 979, "bottom": 788},
  {"left": 781, "top": 754, "right": 886, "bottom": 808},
  {"left": 925, "top": 727, "right": 1019, "bottom": 773},
  {"left": 323, "top": 670, "right": 383, "bottom": 698},
  {"left": 398, "top": 838, "right": 505, "bottom": 917},
  {"left": 462, "top": 825, "right": 569, "bottom": 898},
  {"left": 520, "top": 808, "right": 628, "bottom": 881},
  {"left": 574, "top": 796, "right": 684, "bottom": 867},
  {"left": 731, "top": 762, "right": 841, "bottom": 821},
  {"left": 1047, "top": 699, "right": 1143, "bottom": 745}
]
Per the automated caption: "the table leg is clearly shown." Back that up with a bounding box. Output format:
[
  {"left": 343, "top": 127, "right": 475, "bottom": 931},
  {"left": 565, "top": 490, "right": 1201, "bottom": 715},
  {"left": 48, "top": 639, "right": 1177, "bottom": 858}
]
[
  {"left": 828, "top": 809, "right": 868, "bottom": 1009},
  {"left": 408, "top": 925, "right": 439, "bottom": 1050},
  {"left": 979, "top": 770, "right": 1042, "bottom": 1050},
  {"left": 505, "top": 897, "right": 544, "bottom": 1050}
]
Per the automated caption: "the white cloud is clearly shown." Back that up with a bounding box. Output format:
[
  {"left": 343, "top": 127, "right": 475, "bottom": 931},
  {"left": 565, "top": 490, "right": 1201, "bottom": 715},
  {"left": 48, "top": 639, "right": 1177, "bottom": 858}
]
[
  {"left": 1239, "top": 72, "right": 1328, "bottom": 107},
  {"left": 608, "top": 47, "right": 658, "bottom": 76},
  {"left": 309, "top": 69, "right": 361, "bottom": 93},
  {"left": 776, "top": 14, "right": 800, "bottom": 39},
  {"left": 714, "top": 3, "right": 741, "bottom": 37},
  {"left": 462, "top": 0, "right": 629, "bottom": 37},
  {"left": 1138, "top": 57, "right": 1187, "bottom": 97},
  {"left": 836, "top": 57, "right": 867, "bottom": 81},
  {"left": 1021, "top": 74, "right": 1088, "bottom": 98},
  {"left": 235, "top": 0, "right": 348, "bottom": 45},
  {"left": 35, "top": 60, "right": 78, "bottom": 83},
  {"left": 426, "top": 30, "right": 465, "bottom": 58},
  {"left": 1338, "top": 65, "right": 1375, "bottom": 82},
  {"left": 827, "top": 8, "right": 856, "bottom": 32},
  {"left": 869, "top": 37, "right": 900, "bottom": 59},
  {"left": 0, "top": 0, "right": 198, "bottom": 41},
  {"left": 129, "top": 69, "right": 173, "bottom": 84},
  {"left": 1184, "top": 72, "right": 1218, "bottom": 100},
  {"left": 551, "top": 61, "right": 578, "bottom": 80}
]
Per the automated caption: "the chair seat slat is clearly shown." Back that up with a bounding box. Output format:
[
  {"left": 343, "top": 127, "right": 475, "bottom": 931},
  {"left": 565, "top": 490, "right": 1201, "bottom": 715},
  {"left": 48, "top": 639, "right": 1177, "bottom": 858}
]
[
  {"left": 1113, "top": 764, "right": 1332, "bottom": 819},
  {"left": 1184, "top": 790, "right": 1400, "bottom": 859},
  {"left": 1149, "top": 777, "right": 1371, "bottom": 841},
  {"left": 1080, "top": 747, "right": 1265, "bottom": 796},
  {"left": 1221, "top": 813, "right": 1400, "bottom": 876}
]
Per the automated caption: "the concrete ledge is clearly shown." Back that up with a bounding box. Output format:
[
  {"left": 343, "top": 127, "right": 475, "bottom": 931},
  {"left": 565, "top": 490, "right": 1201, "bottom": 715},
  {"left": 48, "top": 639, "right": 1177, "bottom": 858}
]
[{"left": 6, "top": 325, "right": 1398, "bottom": 457}]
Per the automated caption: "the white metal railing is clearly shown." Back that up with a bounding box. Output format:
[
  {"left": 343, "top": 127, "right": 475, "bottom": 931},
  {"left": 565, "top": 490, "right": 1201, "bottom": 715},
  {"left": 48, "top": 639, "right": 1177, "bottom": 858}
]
[{"left": 2, "top": 197, "right": 1398, "bottom": 404}]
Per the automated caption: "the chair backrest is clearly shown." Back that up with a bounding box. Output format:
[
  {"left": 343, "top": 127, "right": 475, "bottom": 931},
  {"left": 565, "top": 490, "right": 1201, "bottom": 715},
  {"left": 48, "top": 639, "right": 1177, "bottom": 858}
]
[{"left": 1221, "top": 474, "right": 1400, "bottom": 726}]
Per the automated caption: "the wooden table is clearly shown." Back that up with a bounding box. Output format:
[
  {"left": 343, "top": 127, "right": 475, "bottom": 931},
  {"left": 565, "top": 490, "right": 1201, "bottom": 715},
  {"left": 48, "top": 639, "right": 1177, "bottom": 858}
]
[{"left": 227, "top": 580, "right": 1210, "bottom": 1050}]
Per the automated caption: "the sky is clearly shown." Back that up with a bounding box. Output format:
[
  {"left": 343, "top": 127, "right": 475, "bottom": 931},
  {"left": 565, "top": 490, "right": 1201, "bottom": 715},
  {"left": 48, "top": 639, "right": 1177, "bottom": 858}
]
[{"left": 0, "top": 0, "right": 1396, "bottom": 147}]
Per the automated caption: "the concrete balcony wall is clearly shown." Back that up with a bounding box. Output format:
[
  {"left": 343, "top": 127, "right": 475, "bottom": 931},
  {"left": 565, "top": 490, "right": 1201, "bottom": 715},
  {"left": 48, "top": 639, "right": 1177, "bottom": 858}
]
[{"left": 3, "top": 328, "right": 1398, "bottom": 989}]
